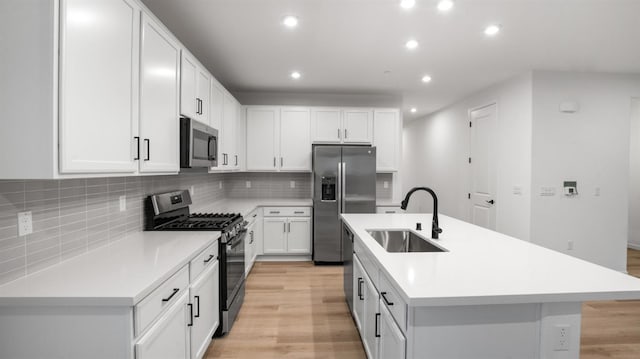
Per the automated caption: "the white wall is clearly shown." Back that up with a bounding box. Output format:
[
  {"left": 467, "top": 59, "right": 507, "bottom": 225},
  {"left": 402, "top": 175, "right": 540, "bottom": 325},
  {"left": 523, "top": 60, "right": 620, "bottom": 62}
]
[
  {"left": 530, "top": 71, "right": 640, "bottom": 271},
  {"left": 630, "top": 98, "right": 640, "bottom": 249},
  {"left": 234, "top": 91, "right": 402, "bottom": 108},
  {"left": 402, "top": 73, "right": 533, "bottom": 241}
]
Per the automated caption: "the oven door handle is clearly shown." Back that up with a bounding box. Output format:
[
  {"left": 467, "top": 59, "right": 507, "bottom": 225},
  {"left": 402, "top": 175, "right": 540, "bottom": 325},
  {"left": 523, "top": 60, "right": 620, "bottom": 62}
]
[{"left": 227, "top": 229, "right": 247, "bottom": 250}]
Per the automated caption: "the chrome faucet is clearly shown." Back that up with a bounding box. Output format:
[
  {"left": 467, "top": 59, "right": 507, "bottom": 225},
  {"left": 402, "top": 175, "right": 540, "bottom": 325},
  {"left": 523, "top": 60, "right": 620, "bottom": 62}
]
[{"left": 400, "top": 187, "right": 443, "bottom": 239}]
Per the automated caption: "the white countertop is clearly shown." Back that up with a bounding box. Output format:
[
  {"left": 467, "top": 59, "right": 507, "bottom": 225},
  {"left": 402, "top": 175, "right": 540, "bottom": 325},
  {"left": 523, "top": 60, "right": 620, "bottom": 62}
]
[
  {"left": 0, "top": 231, "right": 219, "bottom": 306},
  {"left": 342, "top": 213, "right": 640, "bottom": 306},
  {"left": 193, "top": 198, "right": 312, "bottom": 217}
]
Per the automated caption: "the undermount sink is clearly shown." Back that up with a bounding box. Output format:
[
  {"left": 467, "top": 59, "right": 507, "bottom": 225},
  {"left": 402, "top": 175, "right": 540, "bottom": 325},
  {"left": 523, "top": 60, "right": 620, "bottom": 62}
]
[{"left": 366, "top": 230, "right": 447, "bottom": 253}]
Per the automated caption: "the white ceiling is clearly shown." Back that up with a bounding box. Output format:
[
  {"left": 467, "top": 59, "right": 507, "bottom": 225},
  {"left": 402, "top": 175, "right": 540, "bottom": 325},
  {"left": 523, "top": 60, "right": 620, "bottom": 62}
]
[{"left": 140, "top": 0, "right": 640, "bottom": 119}]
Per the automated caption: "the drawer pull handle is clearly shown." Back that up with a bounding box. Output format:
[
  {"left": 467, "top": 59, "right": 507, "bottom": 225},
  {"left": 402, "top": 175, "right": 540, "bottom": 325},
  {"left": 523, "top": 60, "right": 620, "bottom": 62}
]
[
  {"left": 253, "top": 214, "right": 257, "bottom": 218},
  {"left": 187, "top": 303, "right": 194, "bottom": 327},
  {"left": 194, "top": 295, "right": 201, "bottom": 318},
  {"left": 162, "top": 288, "right": 179, "bottom": 302},
  {"left": 270, "top": 211, "right": 280, "bottom": 214},
  {"left": 204, "top": 254, "right": 215, "bottom": 263},
  {"left": 357, "top": 278, "right": 363, "bottom": 300},
  {"left": 385, "top": 211, "right": 395, "bottom": 214},
  {"left": 381, "top": 292, "right": 394, "bottom": 306},
  {"left": 375, "top": 313, "right": 381, "bottom": 337},
  {"left": 294, "top": 211, "right": 304, "bottom": 214}
]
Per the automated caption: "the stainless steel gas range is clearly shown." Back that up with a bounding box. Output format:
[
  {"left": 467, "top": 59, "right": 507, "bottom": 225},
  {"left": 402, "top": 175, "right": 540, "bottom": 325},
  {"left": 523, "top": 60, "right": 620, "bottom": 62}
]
[{"left": 145, "top": 189, "right": 246, "bottom": 336}]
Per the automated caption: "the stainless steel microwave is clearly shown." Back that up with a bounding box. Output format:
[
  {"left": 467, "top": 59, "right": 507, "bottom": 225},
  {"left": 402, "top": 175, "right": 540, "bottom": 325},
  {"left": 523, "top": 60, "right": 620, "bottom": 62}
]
[{"left": 180, "top": 117, "right": 218, "bottom": 168}]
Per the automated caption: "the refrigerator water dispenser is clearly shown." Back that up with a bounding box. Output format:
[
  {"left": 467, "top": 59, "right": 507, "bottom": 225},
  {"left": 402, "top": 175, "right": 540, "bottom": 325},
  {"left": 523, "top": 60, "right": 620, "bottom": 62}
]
[{"left": 321, "top": 177, "right": 336, "bottom": 201}]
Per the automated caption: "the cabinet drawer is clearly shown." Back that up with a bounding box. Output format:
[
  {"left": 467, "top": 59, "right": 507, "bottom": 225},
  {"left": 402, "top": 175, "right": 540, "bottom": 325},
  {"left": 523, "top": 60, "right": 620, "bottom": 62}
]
[
  {"left": 379, "top": 271, "right": 407, "bottom": 332},
  {"left": 263, "top": 207, "right": 310, "bottom": 217},
  {"left": 246, "top": 208, "right": 260, "bottom": 226},
  {"left": 354, "top": 239, "right": 378, "bottom": 289},
  {"left": 190, "top": 241, "right": 219, "bottom": 282},
  {"left": 135, "top": 265, "right": 189, "bottom": 336}
]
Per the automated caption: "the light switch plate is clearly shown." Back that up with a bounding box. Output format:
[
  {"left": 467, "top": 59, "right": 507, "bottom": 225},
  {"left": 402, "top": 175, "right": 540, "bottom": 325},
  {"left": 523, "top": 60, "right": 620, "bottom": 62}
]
[
  {"left": 383, "top": 181, "right": 389, "bottom": 189},
  {"left": 219, "top": 181, "right": 223, "bottom": 189},
  {"left": 189, "top": 186, "right": 195, "bottom": 195},
  {"left": 290, "top": 181, "right": 296, "bottom": 189},
  {"left": 246, "top": 181, "right": 251, "bottom": 188},
  {"left": 17, "top": 211, "right": 33, "bottom": 237},
  {"left": 513, "top": 186, "right": 523, "bottom": 195}
]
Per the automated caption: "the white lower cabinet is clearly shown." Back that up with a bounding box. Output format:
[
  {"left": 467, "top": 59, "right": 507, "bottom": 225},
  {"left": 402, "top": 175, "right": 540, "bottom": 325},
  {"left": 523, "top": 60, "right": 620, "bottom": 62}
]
[
  {"left": 135, "top": 291, "right": 190, "bottom": 359},
  {"left": 378, "top": 301, "right": 406, "bottom": 359},
  {"left": 262, "top": 208, "right": 311, "bottom": 255},
  {"left": 353, "top": 252, "right": 406, "bottom": 359},
  {"left": 189, "top": 261, "right": 220, "bottom": 359}
]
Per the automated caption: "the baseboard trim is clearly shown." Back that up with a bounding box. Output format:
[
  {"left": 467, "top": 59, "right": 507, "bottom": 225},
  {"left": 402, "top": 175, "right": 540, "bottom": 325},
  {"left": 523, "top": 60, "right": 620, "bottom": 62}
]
[
  {"left": 627, "top": 242, "right": 640, "bottom": 250},
  {"left": 256, "top": 255, "right": 312, "bottom": 262}
]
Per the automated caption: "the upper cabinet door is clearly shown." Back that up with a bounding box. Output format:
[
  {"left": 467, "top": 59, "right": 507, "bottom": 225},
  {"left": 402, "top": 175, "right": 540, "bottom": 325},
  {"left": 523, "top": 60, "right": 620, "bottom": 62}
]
[
  {"left": 373, "top": 109, "right": 400, "bottom": 172},
  {"left": 59, "top": 0, "right": 140, "bottom": 173},
  {"left": 280, "top": 107, "right": 311, "bottom": 171},
  {"left": 138, "top": 13, "right": 180, "bottom": 173},
  {"left": 246, "top": 107, "right": 279, "bottom": 171},
  {"left": 343, "top": 109, "right": 373, "bottom": 144},
  {"left": 180, "top": 53, "right": 197, "bottom": 119},
  {"left": 222, "top": 93, "right": 237, "bottom": 168},
  {"left": 311, "top": 108, "right": 342, "bottom": 143},
  {"left": 196, "top": 69, "right": 210, "bottom": 124},
  {"left": 210, "top": 82, "right": 224, "bottom": 131}
]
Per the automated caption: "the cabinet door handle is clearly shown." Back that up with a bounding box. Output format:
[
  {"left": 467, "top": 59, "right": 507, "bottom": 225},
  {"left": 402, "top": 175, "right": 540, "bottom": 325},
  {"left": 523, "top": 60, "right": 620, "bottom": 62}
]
[
  {"left": 204, "top": 254, "right": 215, "bottom": 263},
  {"left": 338, "top": 128, "right": 341, "bottom": 139},
  {"left": 280, "top": 157, "right": 283, "bottom": 167},
  {"left": 144, "top": 139, "right": 150, "bottom": 161},
  {"left": 344, "top": 129, "right": 348, "bottom": 139},
  {"left": 187, "top": 303, "right": 194, "bottom": 327},
  {"left": 134, "top": 136, "right": 140, "bottom": 160},
  {"left": 162, "top": 288, "right": 179, "bottom": 302},
  {"left": 273, "top": 157, "right": 276, "bottom": 167},
  {"left": 194, "top": 295, "right": 200, "bottom": 318},
  {"left": 357, "top": 278, "right": 363, "bottom": 300},
  {"left": 235, "top": 155, "right": 238, "bottom": 166},
  {"left": 283, "top": 222, "right": 286, "bottom": 233},
  {"left": 287, "top": 223, "right": 291, "bottom": 233},
  {"left": 381, "top": 292, "right": 394, "bottom": 306},
  {"left": 375, "top": 313, "right": 381, "bottom": 337}
]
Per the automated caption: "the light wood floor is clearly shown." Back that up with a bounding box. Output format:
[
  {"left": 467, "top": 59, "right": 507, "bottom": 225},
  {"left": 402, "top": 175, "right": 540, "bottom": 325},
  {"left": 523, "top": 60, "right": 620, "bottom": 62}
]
[{"left": 206, "top": 250, "right": 640, "bottom": 359}]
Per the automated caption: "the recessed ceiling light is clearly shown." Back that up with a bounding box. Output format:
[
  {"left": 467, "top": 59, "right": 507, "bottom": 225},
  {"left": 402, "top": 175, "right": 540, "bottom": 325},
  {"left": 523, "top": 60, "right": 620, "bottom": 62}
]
[
  {"left": 421, "top": 75, "right": 432, "bottom": 83},
  {"left": 484, "top": 24, "right": 501, "bottom": 36},
  {"left": 400, "top": 0, "right": 416, "bottom": 9},
  {"left": 405, "top": 39, "right": 419, "bottom": 50},
  {"left": 282, "top": 15, "right": 299, "bottom": 28},
  {"left": 410, "top": 108, "right": 417, "bottom": 113},
  {"left": 290, "top": 71, "right": 301, "bottom": 79},
  {"left": 437, "top": 0, "right": 454, "bottom": 12}
]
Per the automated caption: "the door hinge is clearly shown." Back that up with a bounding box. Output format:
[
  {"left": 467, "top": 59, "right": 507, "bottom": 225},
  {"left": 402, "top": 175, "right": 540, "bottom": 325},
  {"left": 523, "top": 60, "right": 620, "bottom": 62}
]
[
  {"left": 468, "top": 157, "right": 472, "bottom": 164},
  {"left": 468, "top": 193, "right": 471, "bottom": 199}
]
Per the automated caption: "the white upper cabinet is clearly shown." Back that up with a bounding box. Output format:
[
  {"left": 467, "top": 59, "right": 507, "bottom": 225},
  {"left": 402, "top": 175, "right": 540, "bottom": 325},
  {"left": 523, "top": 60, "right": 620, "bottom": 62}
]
[
  {"left": 373, "top": 109, "right": 400, "bottom": 172},
  {"left": 311, "top": 108, "right": 342, "bottom": 143},
  {"left": 222, "top": 93, "right": 238, "bottom": 169},
  {"left": 246, "top": 107, "right": 280, "bottom": 171},
  {"left": 59, "top": 0, "right": 141, "bottom": 174},
  {"left": 138, "top": 13, "right": 180, "bottom": 173},
  {"left": 311, "top": 107, "right": 373, "bottom": 144},
  {"left": 180, "top": 51, "right": 210, "bottom": 124},
  {"left": 279, "top": 107, "right": 312, "bottom": 171},
  {"left": 343, "top": 108, "right": 373, "bottom": 144}
]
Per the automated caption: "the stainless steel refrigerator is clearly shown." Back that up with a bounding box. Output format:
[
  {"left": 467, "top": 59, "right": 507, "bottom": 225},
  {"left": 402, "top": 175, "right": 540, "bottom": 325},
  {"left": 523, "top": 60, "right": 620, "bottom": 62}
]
[{"left": 312, "top": 145, "right": 376, "bottom": 263}]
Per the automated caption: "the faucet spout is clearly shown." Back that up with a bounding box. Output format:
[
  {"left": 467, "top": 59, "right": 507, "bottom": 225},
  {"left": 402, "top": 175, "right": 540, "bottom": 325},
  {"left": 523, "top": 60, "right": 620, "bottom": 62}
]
[{"left": 400, "top": 187, "right": 443, "bottom": 239}]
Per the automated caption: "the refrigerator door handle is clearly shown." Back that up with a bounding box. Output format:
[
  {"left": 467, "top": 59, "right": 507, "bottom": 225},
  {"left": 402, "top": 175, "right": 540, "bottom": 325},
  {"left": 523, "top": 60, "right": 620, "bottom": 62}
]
[
  {"left": 337, "top": 161, "right": 342, "bottom": 219},
  {"left": 341, "top": 161, "right": 346, "bottom": 213}
]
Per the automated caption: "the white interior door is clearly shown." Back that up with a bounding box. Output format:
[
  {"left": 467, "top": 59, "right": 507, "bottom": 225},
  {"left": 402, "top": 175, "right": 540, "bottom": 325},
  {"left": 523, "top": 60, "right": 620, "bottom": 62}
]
[
  {"left": 280, "top": 107, "right": 311, "bottom": 171},
  {"left": 139, "top": 13, "right": 180, "bottom": 173},
  {"left": 470, "top": 104, "right": 497, "bottom": 230}
]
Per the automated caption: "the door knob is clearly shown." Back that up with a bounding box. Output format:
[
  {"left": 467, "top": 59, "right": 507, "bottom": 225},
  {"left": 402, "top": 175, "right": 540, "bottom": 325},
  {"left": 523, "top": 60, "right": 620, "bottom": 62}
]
[{"left": 486, "top": 199, "right": 495, "bottom": 205}]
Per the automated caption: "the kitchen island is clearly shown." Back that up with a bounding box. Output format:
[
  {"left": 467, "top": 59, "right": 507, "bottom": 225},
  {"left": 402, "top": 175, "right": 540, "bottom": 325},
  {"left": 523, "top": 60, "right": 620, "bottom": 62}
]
[{"left": 342, "top": 213, "right": 640, "bottom": 359}]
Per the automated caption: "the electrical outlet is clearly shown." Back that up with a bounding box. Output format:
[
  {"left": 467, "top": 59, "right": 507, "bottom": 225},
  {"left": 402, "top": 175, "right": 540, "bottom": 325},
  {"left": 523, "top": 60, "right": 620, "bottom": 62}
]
[
  {"left": 17, "top": 211, "right": 33, "bottom": 237},
  {"left": 189, "top": 185, "right": 195, "bottom": 196},
  {"left": 119, "top": 195, "right": 126, "bottom": 212},
  {"left": 219, "top": 181, "right": 223, "bottom": 189},
  {"left": 567, "top": 240, "right": 574, "bottom": 250},
  {"left": 594, "top": 187, "right": 601, "bottom": 196},
  {"left": 553, "top": 325, "right": 571, "bottom": 351},
  {"left": 245, "top": 181, "right": 251, "bottom": 188},
  {"left": 383, "top": 181, "right": 389, "bottom": 189},
  {"left": 513, "top": 186, "right": 523, "bottom": 195},
  {"left": 290, "top": 181, "right": 296, "bottom": 189}
]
